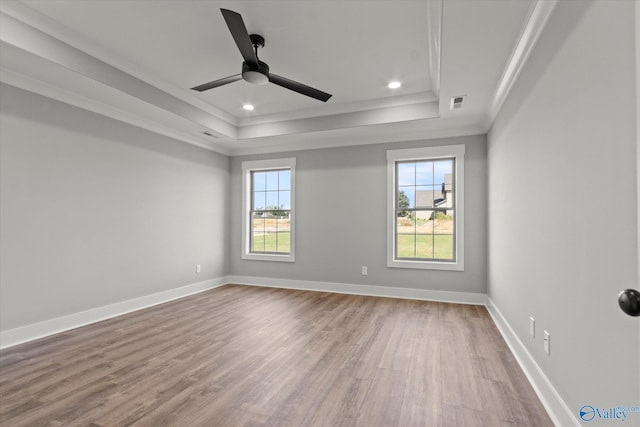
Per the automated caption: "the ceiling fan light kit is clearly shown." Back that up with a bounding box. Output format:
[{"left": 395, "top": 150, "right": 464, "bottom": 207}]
[{"left": 191, "top": 9, "right": 332, "bottom": 102}]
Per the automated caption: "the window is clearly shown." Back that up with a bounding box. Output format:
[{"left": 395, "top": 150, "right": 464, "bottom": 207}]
[
  {"left": 242, "top": 158, "right": 295, "bottom": 262},
  {"left": 387, "top": 145, "right": 464, "bottom": 270}
]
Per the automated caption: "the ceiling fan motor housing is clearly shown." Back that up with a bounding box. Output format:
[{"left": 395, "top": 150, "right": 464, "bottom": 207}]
[{"left": 242, "top": 60, "right": 269, "bottom": 85}]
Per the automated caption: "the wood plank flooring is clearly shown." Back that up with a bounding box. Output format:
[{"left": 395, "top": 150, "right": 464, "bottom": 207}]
[{"left": 0, "top": 284, "right": 553, "bottom": 426}]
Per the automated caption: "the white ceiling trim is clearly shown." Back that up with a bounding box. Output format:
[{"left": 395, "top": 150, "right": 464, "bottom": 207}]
[
  {"left": 230, "top": 115, "right": 486, "bottom": 157},
  {"left": 239, "top": 102, "right": 439, "bottom": 139},
  {"left": 238, "top": 92, "right": 437, "bottom": 127},
  {"left": 485, "top": 0, "right": 559, "bottom": 130}
]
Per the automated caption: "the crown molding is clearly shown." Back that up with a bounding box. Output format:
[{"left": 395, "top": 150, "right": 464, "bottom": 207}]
[
  {"left": 227, "top": 115, "right": 486, "bottom": 156},
  {"left": 485, "top": 0, "right": 558, "bottom": 130}
]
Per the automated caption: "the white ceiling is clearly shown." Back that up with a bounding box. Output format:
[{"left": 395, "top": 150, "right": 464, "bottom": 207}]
[{"left": 0, "top": 0, "right": 554, "bottom": 156}]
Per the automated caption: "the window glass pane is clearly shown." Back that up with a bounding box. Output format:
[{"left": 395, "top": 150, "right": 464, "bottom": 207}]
[
  {"left": 397, "top": 162, "right": 415, "bottom": 186},
  {"left": 276, "top": 216, "right": 291, "bottom": 253},
  {"left": 434, "top": 235, "right": 454, "bottom": 260},
  {"left": 279, "top": 190, "right": 291, "bottom": 209},
  {"left": 276, "top": 232, "right": 289, "bottom": 253},
  {"left": 415, "top": 185, "right": 435, "bottom": 208},
  {"left": 253, "top": 191, "right": 266, "bottom": 210},
  {"left": 397, "top": 188, "right": 412, "bottom": 211},
  {"left": 444, "top": 187, "right": 454, "bottom": 208},
  {"left": 433, "top": 211, "right": 454, "bottom": 234},
  {"left": 266, "top": 191, "right": 279, "bottom": 209},
  {"left": 443, "top": 173, "right": 454, "bottom": 205},
  {"left": 252, "top": 232, "right": 264, "bottom": 252},
  {"left": 279, "top": 170, "right": 291, "bottom": 190},
  {"left": 253, "top": 232, "right": 271, "bottom": 252},
  {"left": 277, "top": 215, "right": 291, "bottom": 232},
  {"left": 415, "top": 161, "right": 434, "bottom": 185},
  {"left": 415, "top": 234, "right": 434, "bottom": 259},
  {"left": 251, "top": 215, "right": 266, "bottom": 253},
  {"left": 397, "top": 233, "right": 416, "bottom": 258},
  {"left": 433, "top": 160, "right": 453, "bottom": 186},
  {"left": 252, "top": 215, "right": 265, "bottom": 232},
  {"left": 415, "top": 211, "right": 431, "bottom": 234},
  {"left": 266, "top": 232, "right": 279, "bottom": 252},
  {"left": 396, "top": 214, "right": 416, "bottom": 258},
  {"left": 253, "top": 172, "right": 266, "bottom": 192},
  {"left": 398, "top": 187, "right": 415, "bottom": 208},
  {"left": 266, "top": 170, "right": 279, "bottom": 191},
  {"left": 396, "top": 215, "right": 415, "bottom": 230}
]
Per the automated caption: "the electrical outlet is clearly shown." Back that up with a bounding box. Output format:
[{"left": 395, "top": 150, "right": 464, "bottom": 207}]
[
  {"left": 543, "top": 330, "right": 550, "bottom": 355},
  {"left": 361, "top": 266, "right": 368, "bottom": 276},
  {"left": 196, "top": 264, "right": 202, "bottom": 274},
  {"left": 529, "top": 317, "right": 535, "bottom": 338}
]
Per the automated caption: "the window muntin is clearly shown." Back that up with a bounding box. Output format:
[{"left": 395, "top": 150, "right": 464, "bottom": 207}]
[
  {"left": 387, "top": 145, "right": 464, "bottom": 271},
  {"left": 250, "top": 169, "right": 291, "bottom": 254},
  {"left": 395, "top": 158, "right": 455, "bottom": 262}
]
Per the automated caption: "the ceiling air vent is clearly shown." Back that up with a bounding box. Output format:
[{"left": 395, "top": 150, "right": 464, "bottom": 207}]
[
  {"left": 202, "top": 131, "right": 220, "bottom": 139},
  {"left": 450, "top": 95, "right": 466, "bottom": 110}
]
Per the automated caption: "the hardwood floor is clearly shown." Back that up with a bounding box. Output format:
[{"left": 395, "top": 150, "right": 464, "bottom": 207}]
[{"left": 0, "top": 285, "right": 553, "bottom": 426}]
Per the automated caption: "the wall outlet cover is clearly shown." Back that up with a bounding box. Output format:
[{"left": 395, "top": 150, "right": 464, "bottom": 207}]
[
  {"left": 543, "top": 330, "right": 550, "bottom": 355},
  {"left": 529, "top": 317, "right": 535, "bottom": 338}
]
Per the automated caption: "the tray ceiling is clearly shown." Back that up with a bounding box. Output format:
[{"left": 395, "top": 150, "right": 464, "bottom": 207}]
[{"left": 0, "top": 0, "right": 551, "bottom": 155}]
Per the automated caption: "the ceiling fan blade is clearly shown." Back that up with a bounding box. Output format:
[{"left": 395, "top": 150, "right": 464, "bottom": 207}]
[
  {"left": 269, "top": 74, "right": 332, "bottom": 102},
  {"left": 220, "top": 9, "right": 258, "bottom": 67},
  {"left": 191, "top": 74, "right": 242, "bottom": 92}
]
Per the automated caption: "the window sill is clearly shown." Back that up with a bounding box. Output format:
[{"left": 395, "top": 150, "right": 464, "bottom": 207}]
[
  {"left": 242, "top": 253, "right": 295, "bottom": 263},
  {"left": 387, "top": 259, "right": 464, "bottom": 271}
]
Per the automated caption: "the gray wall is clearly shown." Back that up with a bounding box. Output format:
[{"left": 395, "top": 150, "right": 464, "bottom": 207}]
[
  {"left": 230, "top": 135, "right": 487, "bottom": 294},
  {"left": 487, "top": 0, "right": 640, "bottom": 417},
  {"left": 0, "top": 84, "right": 230, "bottom": 331}
]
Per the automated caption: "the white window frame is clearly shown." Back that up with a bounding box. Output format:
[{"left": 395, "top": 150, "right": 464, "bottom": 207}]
[
  {"left": 386, "top": 145, "right": 465, "bottom": 271},
  {"left": 242, "top": 158, "right": 296, "bottom": 262}
]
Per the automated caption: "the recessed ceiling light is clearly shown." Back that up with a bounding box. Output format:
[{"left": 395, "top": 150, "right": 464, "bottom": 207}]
[
  {"left": 243, "top": 104, "right": 255, "bottom": 111},
  {"left": 388, "top": 81, "right": 401, "bottom": 89}
]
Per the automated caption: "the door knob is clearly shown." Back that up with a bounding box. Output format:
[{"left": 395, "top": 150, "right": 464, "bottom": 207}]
[{"left": 618, "top": 289, "right": 640, "bottom": 316}]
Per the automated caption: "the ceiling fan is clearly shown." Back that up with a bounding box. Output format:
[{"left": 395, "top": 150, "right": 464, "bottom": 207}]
[{"left": 191, "top": 9, "right": 332, "bottom": 102}]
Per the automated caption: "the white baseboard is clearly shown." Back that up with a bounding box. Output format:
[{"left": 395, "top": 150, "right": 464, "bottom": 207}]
[
  {"left": 486, "top": 298, "right": 579, "bottom": 427},
  {"left": 229, "top": 275, "right": 487, "bottom": 305},
  {"left": 0, "top": 276, "right": 229, "bottom": 350}
]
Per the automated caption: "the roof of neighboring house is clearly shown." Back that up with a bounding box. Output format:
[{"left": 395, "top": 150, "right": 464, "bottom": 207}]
[{"left": 413, "top": 174, "right": 453, "bottom": 208}]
